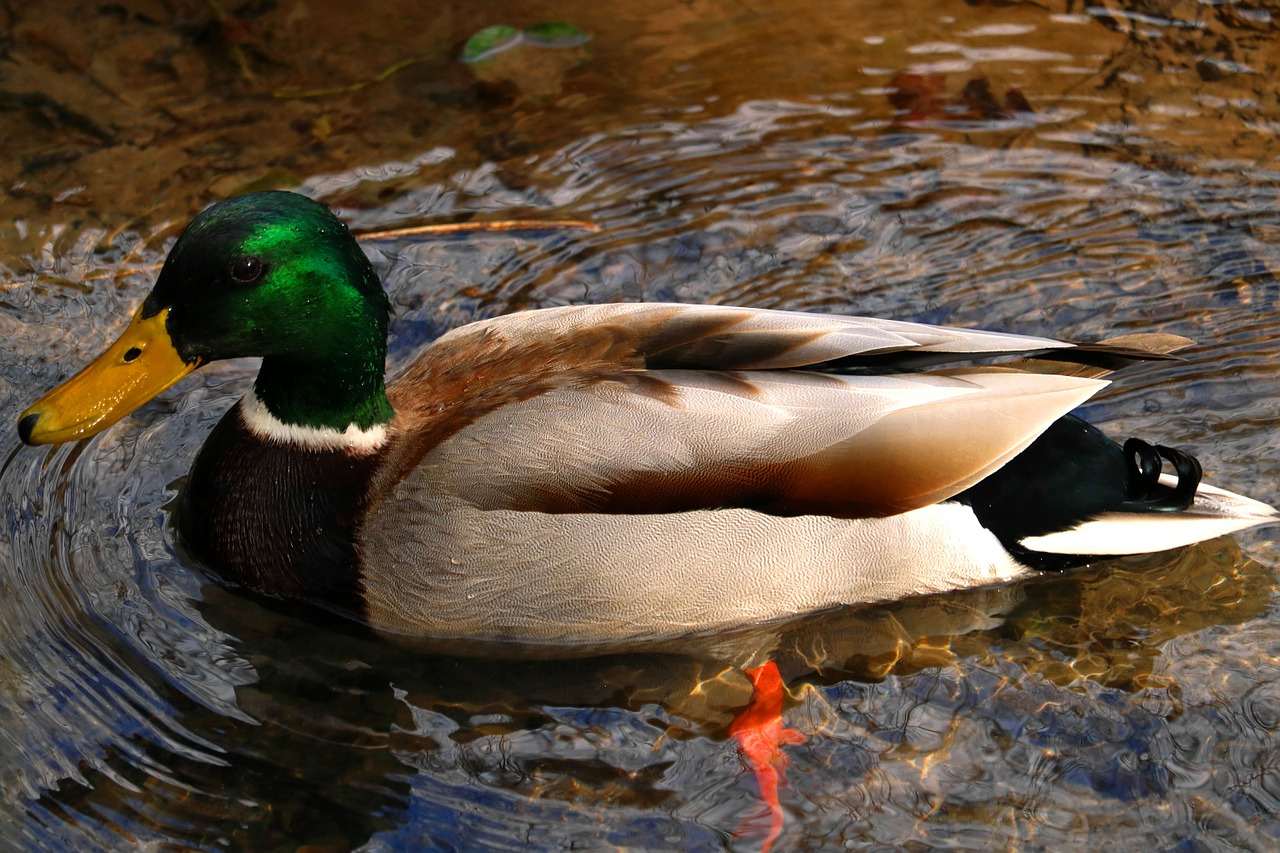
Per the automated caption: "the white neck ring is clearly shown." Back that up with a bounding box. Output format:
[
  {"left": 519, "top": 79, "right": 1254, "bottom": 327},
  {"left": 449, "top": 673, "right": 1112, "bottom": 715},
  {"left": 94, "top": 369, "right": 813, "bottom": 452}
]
[{"left": 238, "top": 392, "right": 388, "bottom": 454}]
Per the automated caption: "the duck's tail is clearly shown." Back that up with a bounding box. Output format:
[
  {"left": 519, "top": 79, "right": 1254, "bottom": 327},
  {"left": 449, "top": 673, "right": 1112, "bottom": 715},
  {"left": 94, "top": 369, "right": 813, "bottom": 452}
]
[
  {"left": 955, "top": 415, "right": 1277, "bottom": 568},
  {"left": 1017, "top": 477, "right": 1278, "bottom": 558}
]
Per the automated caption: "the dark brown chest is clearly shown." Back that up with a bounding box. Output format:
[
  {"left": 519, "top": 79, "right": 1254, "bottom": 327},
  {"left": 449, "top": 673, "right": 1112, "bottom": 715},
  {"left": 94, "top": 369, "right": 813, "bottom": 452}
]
[{"left": 178, "top": 407, "right": 385, "bottom": 613}]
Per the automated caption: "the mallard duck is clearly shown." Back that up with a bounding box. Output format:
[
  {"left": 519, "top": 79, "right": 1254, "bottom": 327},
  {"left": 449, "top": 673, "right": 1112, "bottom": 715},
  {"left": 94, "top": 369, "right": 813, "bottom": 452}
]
[{"left": 18, "top": 191, "right": 1276, "bottom": 646}]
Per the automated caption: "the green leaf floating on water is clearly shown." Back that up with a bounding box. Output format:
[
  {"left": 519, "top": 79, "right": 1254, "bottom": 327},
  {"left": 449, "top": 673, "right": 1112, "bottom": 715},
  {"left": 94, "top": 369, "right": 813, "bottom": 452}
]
[
  {"left": 462, "top": 25, "right": 522, "bottom": 63},
  {"left": 462, "top": 22, "right": 590, "bottom": 63},
  {"left": 524, "top": 22, "right": 590, "bottom": 48}
]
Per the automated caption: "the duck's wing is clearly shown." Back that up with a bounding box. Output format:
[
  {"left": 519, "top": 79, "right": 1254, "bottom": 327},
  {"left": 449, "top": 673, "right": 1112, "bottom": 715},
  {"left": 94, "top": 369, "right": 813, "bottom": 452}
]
[
  {"left": 451, "top": 302, "right": 1087, "bottom": 371},
  {"left": 381, "top": 303, "right": 1123, "bottom": 517}
]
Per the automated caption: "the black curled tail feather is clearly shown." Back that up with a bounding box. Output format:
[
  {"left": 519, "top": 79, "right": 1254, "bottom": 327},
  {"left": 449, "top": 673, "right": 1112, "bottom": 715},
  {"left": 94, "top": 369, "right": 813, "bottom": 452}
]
[{"left": 1119, "top": 438, "right": 1201, "bottom": 512}]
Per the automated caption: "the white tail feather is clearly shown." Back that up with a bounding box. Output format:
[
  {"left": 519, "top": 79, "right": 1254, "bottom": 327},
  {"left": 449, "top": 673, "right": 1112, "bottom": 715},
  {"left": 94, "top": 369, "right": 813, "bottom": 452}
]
[{"left": 1020, "top": 477, "right": 1278, "bottom": 556}]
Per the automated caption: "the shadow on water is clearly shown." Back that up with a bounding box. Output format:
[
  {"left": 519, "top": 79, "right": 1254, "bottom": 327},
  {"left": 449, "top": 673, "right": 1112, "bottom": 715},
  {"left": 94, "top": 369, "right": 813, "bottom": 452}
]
[{"left": 3, "top": 0, "right": 1280, "bottom": 850}]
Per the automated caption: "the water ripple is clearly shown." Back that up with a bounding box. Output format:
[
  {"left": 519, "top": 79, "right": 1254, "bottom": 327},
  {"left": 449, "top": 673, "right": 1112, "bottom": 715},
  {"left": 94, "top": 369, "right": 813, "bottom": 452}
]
[{"left": 2, "top": 92, "right": 1279, "bottom": 849}]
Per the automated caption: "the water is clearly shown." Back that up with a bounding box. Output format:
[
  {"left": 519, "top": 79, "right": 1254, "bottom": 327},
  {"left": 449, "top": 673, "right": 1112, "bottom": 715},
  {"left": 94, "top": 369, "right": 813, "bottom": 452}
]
[{"left": 2, "top": 1, "right": 1280, "bottom": 850}]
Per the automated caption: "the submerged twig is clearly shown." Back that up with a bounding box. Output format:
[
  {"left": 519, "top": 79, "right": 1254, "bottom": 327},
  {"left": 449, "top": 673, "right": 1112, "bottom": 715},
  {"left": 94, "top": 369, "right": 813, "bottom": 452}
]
[
  {"left": 272, "top": 54, "right": 433, "bottom": 100},
  {"left": 203, "top": 0, "right": 257, "bottom": 83},
  {"left": 353, "top": 219, "right": 600, "bottom": 240}
]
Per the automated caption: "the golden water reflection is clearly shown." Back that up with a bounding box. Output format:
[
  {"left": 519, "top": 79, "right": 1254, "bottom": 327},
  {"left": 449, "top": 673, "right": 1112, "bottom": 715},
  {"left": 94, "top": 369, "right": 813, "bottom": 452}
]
[{"left": 3, "top": 0, "right": 1280, "bottom": 849}]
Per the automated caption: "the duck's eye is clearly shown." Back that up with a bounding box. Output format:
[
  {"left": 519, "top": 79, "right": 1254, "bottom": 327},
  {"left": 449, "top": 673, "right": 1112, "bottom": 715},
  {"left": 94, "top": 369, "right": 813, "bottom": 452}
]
[{"left": 230, "top": 256, "right": 264, "bottom": 284}]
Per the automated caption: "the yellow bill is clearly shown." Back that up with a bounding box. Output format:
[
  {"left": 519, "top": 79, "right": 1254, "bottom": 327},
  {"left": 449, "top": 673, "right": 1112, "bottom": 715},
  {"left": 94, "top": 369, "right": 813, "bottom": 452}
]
[{"left": 19, "top": 307, "right": 198, "bottom": 445}]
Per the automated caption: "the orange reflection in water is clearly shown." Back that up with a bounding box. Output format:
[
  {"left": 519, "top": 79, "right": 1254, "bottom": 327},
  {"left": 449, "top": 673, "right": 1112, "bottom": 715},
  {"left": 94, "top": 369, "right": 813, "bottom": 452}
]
[{"left": 728, "top": 661, "right": 806, "bottom": 853}]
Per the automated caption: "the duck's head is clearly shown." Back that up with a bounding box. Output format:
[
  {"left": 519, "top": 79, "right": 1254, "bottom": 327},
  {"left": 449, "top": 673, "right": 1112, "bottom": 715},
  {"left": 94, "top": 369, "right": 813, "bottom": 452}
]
[{"left": 19, "top": 191, "right": 393, "bottom": 445}]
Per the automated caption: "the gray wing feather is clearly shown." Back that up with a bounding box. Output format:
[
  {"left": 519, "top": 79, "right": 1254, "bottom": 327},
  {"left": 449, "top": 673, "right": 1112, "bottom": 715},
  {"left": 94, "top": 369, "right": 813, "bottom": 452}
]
[
  {"left": 390, "top": 367, "right": 1107, "bottom": 514},
  {"left": 443, "top": 302, "right": 1075, "bottom": 370}
]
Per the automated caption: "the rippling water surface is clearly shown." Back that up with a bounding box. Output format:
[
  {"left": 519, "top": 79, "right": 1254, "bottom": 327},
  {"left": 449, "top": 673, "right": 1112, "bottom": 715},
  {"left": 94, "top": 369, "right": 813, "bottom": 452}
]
[{"left": 3, "top": 1, "right": 1280, "bottom": 850}]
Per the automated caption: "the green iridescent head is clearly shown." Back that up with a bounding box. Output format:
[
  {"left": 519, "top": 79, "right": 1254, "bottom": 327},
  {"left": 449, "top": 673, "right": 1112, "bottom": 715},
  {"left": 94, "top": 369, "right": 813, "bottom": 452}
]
[
  {"left": 145, "top": 191, "right": 390, "bottom": 367},
  {"left": 19, "top": 191, "right": 395, "bottom": 444}
]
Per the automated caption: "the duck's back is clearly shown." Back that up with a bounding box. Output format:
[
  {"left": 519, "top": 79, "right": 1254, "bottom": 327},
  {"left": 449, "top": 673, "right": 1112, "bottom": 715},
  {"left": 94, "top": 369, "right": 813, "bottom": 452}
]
[{"left": 355, "top": 304, "right": 1246, "bottom": 644}]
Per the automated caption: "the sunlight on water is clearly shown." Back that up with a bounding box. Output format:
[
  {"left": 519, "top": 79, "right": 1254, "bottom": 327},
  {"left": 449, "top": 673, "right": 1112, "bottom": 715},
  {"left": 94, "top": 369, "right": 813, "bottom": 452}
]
[{"left": 2, "top": 0, "right": 1280, "bottom": 850}]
